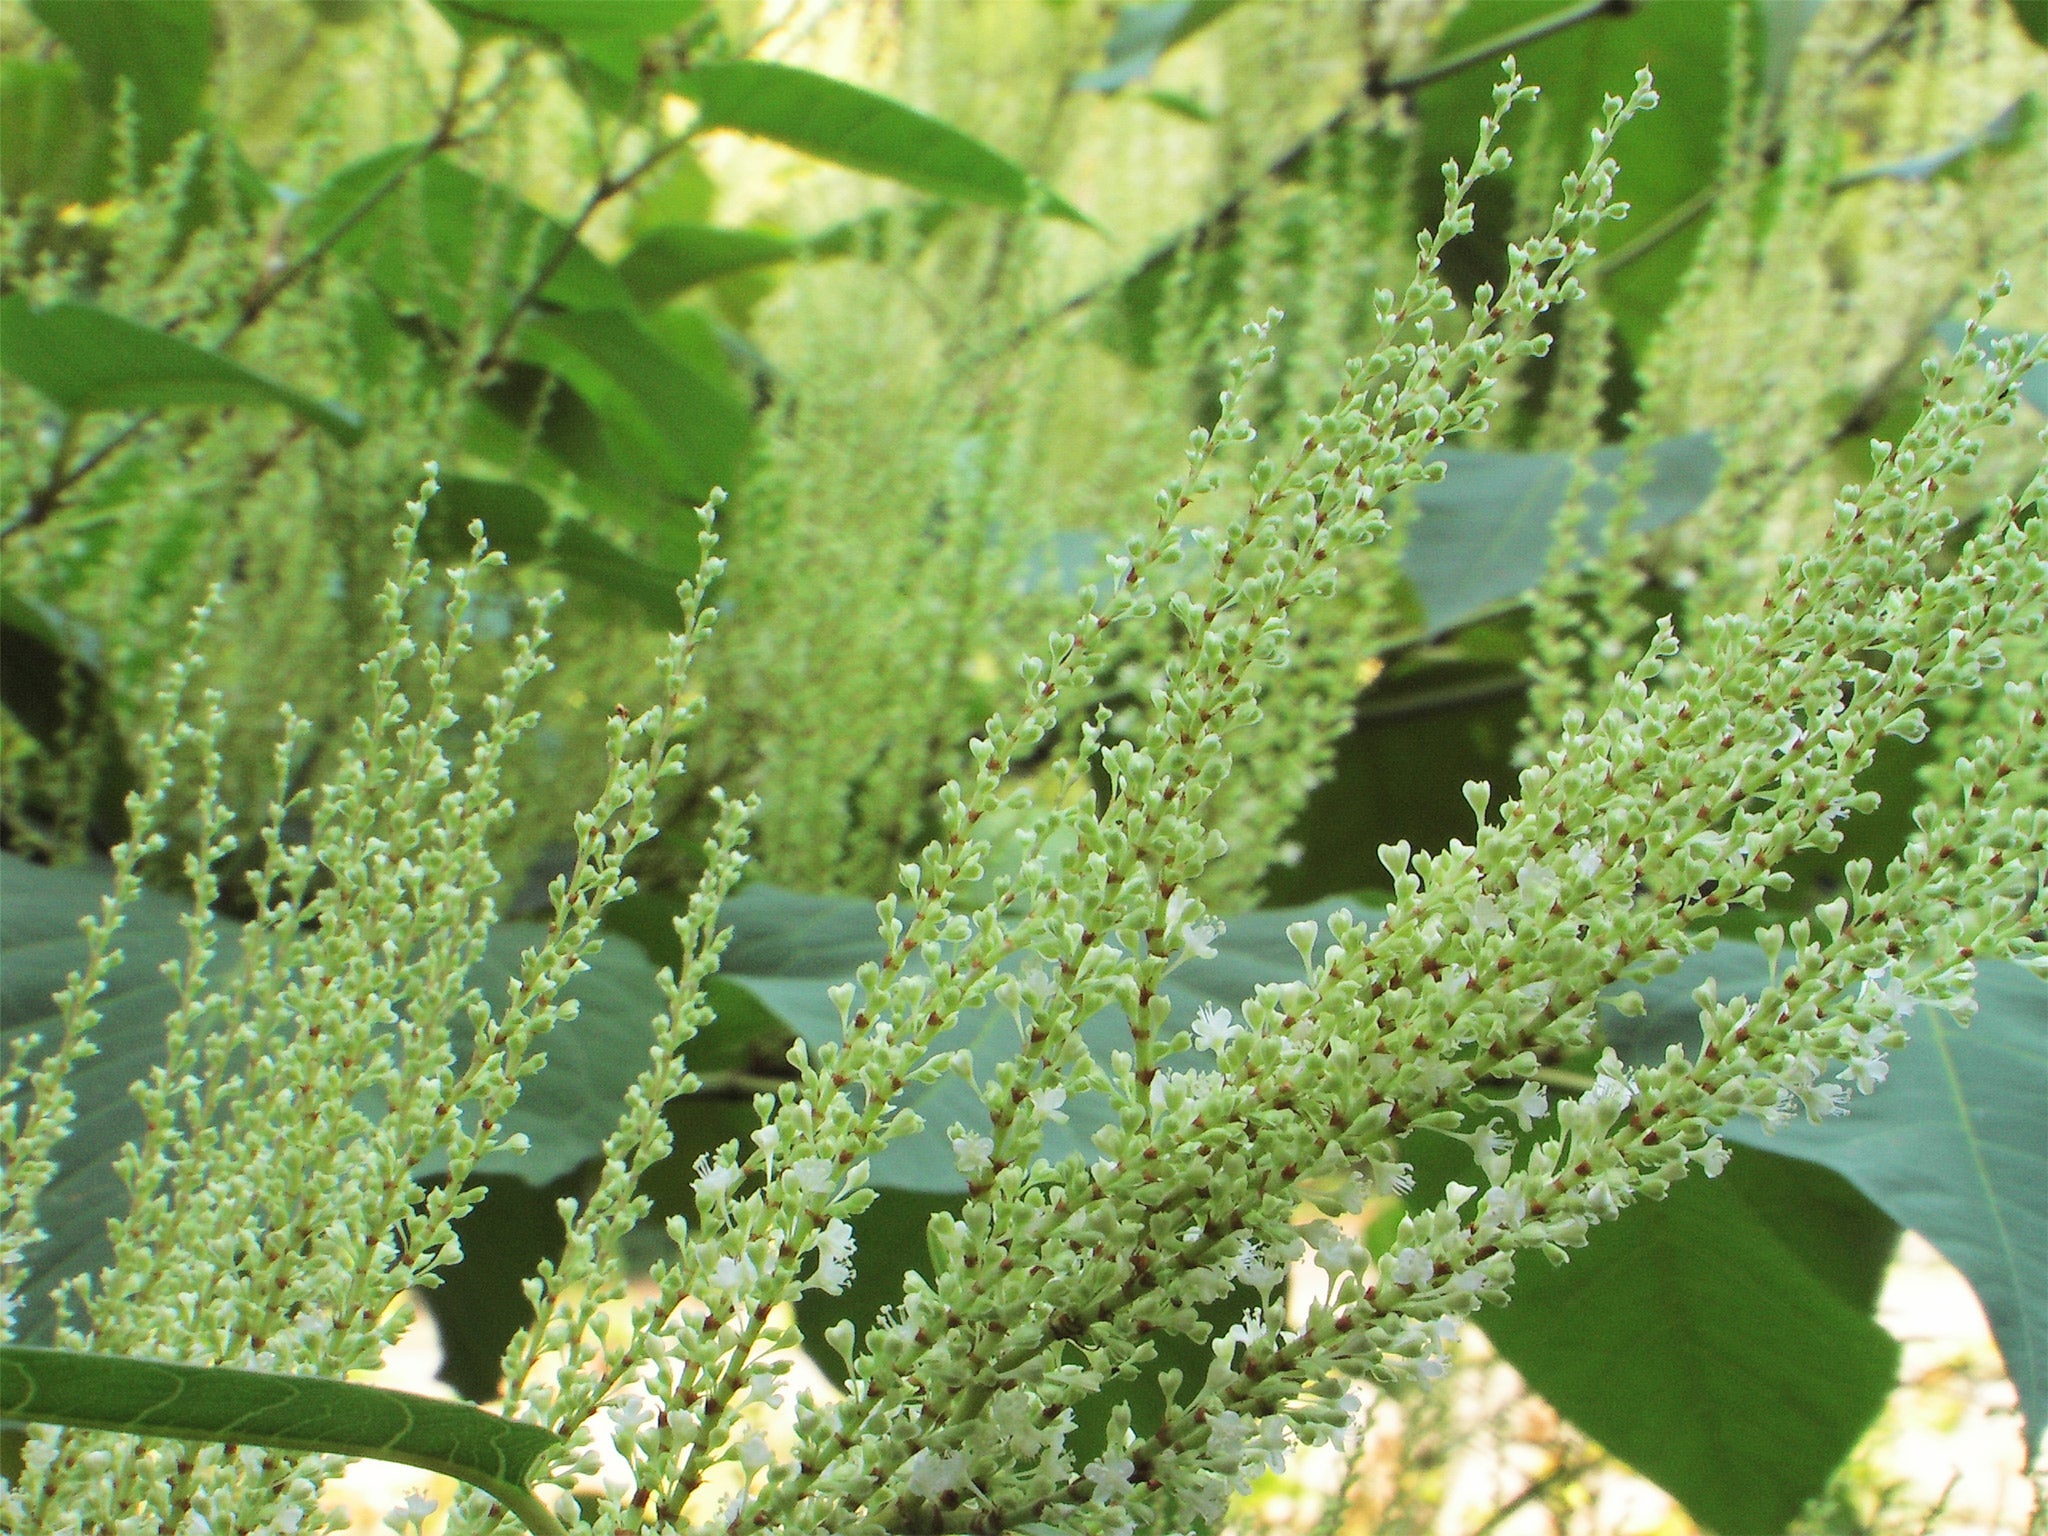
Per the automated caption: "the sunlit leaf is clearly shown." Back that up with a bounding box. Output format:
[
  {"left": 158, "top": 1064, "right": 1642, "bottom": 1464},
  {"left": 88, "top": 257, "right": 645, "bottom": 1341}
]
[{"left": 671, "top": 61, "right": 1087, "bottom": 222}]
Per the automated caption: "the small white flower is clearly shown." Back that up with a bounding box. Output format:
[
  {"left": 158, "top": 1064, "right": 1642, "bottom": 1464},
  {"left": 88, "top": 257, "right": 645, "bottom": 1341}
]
[
  {"left": 384, "top": 1493, "right": 440, "bottom": 1532},
  {"left": 1508, "top": 1079, "right": 1549, "bottom": 1130},
  {"left": 790, "top": 1157, "right": 835, "bottom": 1196},
  {"left": 1570, "top": 841, "right": 1605, "bottom": 879},
  {"left": 950, "top": 1130, "right": 995, "bottom": 1176},
  {"left": 1085, "top": 1449, "right": 1136, "bottom": 1503},
  {"left": 1386, "top": 1247, "right": 1433, "bottom": 1288},
  {"left": 1191, "top": 1001, "right": 1241, "bottom": 1053},
  {"left": 1469, "top": 894, "right": 1508, "bottom": 933},
  {"left": 813, "top": 1217, "right": 856, "bottom": 1295},
  {"left": 1030, "top": 1084, "right": 1069, "bottom": 1124},
  {"left": 1690, "top": 1138, "right": 1732, "bottom": 1177},
  {"left": 1516, "top": 861, "right": 1562, "bottom": 907},
  {"left": 692, "top": 1155, "right": 741, "bottom": 1205}
]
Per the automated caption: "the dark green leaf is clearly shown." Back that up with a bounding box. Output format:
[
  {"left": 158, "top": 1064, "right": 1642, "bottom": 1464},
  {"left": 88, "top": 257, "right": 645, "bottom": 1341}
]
[
  {"left": 1, "top": 853, "right": 666, "bottom": 1344},
  {"left": 29, "top": 0, "right": 211, "bottom": 174},
  {"left": 1, "top": 1345, "right": 565, "bottom": 1533},
  {"left": 0, "top": 296, "right": 365, "bottom": 444},
  {"left": 432, "top": 0, "right": 701, "bottom": 106},
  {"left": 1074, "top": 0, "right": 1239, "bottom": 93},
  {"left": 1603, "top": 945, "right": 2048, "bottom": 1458},
  {"left": 617, "top": 224, "right": 804, "bottom": 307},
  {"left": 1407, "top": 1130, "right": 1898, "bottom": 1533},
  {"left": 416, "top": 1172, "right": 581, "bottom": 1402},
  {"left": 2011, "top": 0, "right": 2048, "bottom": 49},
  {"left": 1400, "top": 433, "right": 1720, "bottom": 637},
  {"left": 670, "top": 61, "right": 1088, "bottom": 222},
  {"left": 422, "top": 476, "right": 696, "bottom": 630},
  {"left": 301, "top": 147, "right": 634, "bottom": 329},
  {"left": 511, "top": 306, "right": 750, "bottom": 504}
]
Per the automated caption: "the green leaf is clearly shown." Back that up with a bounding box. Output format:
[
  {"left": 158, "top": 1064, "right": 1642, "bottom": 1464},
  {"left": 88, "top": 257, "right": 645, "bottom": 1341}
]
[
  {"left": 1400, "top": 433, "right": 1720, "bottom": 638},
  {"left": 0, "top": 296, "right": 365, "bottom": 444},
  {"left": 29, "top": 0, "right": 212, "bottom": 174},
  {"left": 714, "top": 885, "right": 1369, "bottom": 1192},
  {"left": 1407, "top": 1130, "right": 1899, "bottom": 1533},
  {"left": 2011, "top": 0, "right": 2048, "bottom": 49},
  {"left": 1603, "top": 945, "right": 2048, "bottom": 1459},
  {"left": 617, "top": 223, "right": 804, "bottom": 307},
  {"left": 1, "top": 853, "right": 666, "bottom": 1345},
  {"left": 510, "top": 306, "right": 751, "bottom": 503},
  {"left": 1074, "top": 0, "right": 1239, "bottom": 93},
  {"left": 670, "top": 61, "right": 1088, "bottom": 222},
  {"left": 0, "top": 56, "right": 102, "bottom": 205},
  {"left": 0, "top": 1346, "right": 567, "bottom": 1535},
  {"left": 432, "top": 0, "right": 701, "bottom": 106},
  {"left": 301, "top": 147, "right": 635, "bottom": 330},
  {"left": 421, "top": 475, "right": 696, "bottom": 630}
]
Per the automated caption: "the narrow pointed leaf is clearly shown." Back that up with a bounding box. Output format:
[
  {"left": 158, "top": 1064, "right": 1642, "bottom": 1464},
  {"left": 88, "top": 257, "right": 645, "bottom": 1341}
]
[
  {"left": 1, "top": 1346, "right": 564, "bottom": 1533},
  {"left": 0, "top": 296, "right": 364, "bottom": 444},
  {"left": 670, "top": 61, "right": 1087, "bottom": 222}
]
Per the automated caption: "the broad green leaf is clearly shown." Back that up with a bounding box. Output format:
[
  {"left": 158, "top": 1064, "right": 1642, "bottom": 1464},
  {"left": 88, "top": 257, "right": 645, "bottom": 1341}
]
[
  {"left": 1399, "top": 433, "right": 1720, "bottom": 637},
  {"left": 421, "top": 476, "right": 697, "bottom": 630},
  {"left": 670, "top": 61, "right": 1088, "bottom": 222},
  {"left": 1411, "top": 0, "right": 1740, "bottom": 358},
  {"left": 1074, "top": 0, "right": 1240, "bottom": 93},
  {"left": 1603, "top": 945, "right": 2048, "bottom": 1458},
  {"left": 1042, "top": 437, "right": 1718, "bottom": 641},
  {"left": 1406, "top": 1130, "right": 1899, "bottom": 1533},
  {"left": 0, "top": 1346, "right": 566, "bottom": 1535},
  {"left": 1, "top": 853, "right": 666, "bottom": 1345},
  {"left": 713, "top": 885, "right": 1368, "bottom": 1192},
  {"left": 511, "top": 307, "right": 750, "bottom": 503},
  {"left": 0, "top": 296, "right": 365, "bottom": 444},
  {"left": 617, "top": 224, "right": 804, "bottom": 307},
  {"left": 1260, "top": 643, "right": 1530, "bottom": 909},
  {"left": 432, "top": 0, "right": 701, "bottom": 105},
  {"left": 29, "top": 0, "right": 211, "bottom": 174},
  {"left": 301, "top": 147, "right": 634, "bottom": 329}
]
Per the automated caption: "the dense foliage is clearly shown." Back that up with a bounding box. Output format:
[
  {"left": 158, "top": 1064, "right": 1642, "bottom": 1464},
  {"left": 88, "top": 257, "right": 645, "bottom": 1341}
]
[{"left": 2, "top": 2, "right": 2045, "bottom": 1534}]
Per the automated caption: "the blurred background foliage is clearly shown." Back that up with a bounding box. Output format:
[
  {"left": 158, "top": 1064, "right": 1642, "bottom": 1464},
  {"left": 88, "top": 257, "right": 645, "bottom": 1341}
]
[{"left": 2, "top": 1, "right": 2045, "bottom": 1530}]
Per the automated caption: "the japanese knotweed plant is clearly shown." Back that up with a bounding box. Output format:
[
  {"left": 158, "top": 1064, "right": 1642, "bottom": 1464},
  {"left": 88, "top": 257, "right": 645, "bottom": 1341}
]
[{"left": 6, "top": 63, "right": 2048, "bottom": 1536}]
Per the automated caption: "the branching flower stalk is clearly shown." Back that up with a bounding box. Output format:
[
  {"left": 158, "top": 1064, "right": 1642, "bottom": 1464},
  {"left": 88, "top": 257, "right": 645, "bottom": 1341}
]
[{"left": 4, "top": 37, "right": 2046, "bottom": 1536}]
